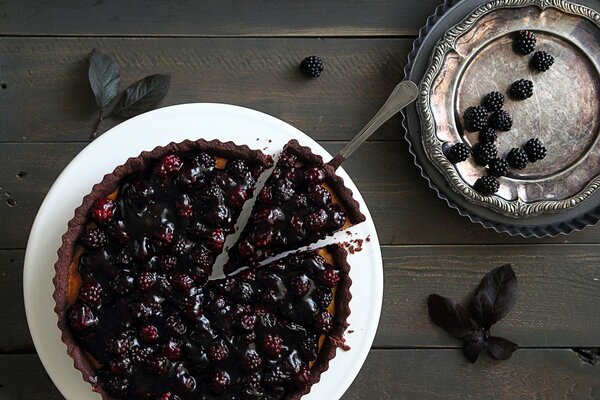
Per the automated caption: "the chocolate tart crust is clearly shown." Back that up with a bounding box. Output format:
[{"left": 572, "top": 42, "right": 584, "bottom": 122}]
[
  {"left": 287, "top": 244, "right": 353, "bottom": 400},
  {"left": 53, "top": 139, "right": 273, "bottom": 399},
  {"left": 283, "top": 139, "right": 366, "bottom": 225}
]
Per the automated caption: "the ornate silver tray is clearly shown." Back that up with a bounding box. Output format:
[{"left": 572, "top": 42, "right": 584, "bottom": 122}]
[
  {"left": 419, "top": 0, "right": 600, "bottom": 218},
  {"left": 402, "top": 0, "right": 600, "bottom": 236}
]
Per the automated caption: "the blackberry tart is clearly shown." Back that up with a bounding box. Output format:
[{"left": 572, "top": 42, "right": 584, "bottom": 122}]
[
  {"left": 224, "top": 140, "right": 365, "bottom": 274},
  {"left": 53, "top": 139, "right": 356, "bottom": 400}
]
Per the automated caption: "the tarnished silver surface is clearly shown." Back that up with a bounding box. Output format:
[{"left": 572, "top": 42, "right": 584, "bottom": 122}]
[{"left": 418, "top": 0, "right": 600, "bottom": 217}]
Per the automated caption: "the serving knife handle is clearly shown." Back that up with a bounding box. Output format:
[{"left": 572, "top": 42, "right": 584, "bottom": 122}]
[{"left": 328, "top": 80, "right": 419, "bottom": 170}]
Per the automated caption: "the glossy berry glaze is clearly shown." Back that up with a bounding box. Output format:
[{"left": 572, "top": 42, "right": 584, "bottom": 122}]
[
  {"left": 224, "top": 140, "right": 365, "bottom": 274},
  {"left": 57, "top": 141, "right": 353, "bottom": 400}
]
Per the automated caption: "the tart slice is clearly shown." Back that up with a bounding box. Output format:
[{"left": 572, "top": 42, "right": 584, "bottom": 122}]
[
  {"left": 224, "top": 140, "right": 365, "bottom": 274},
  {"left": 53, "top": 139, "right": 272, "bottom": 400},
  {"left": 200, "top": 244, "right": 351, "bottom": 399}
]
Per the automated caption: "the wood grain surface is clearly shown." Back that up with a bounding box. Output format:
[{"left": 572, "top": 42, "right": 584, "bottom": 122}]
[
  {"left": 0, "top": 0, "right": 441, "bottom": 37},
  {"left": 1, "top": 0, "right": 599, "bottom": 398},
  {"left": 0, "top": 37, "right": 409, "bottom": 142}
]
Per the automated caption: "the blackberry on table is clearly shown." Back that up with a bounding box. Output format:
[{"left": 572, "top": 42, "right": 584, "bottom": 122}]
[
  {"left": 514, "top": 30, "right": 536, "bottom": 55},
  {"left": 487, "top": 158, "right": 509, "bottom": 177},
  {"left": 490, "top": 110, "right": 513, "bottom": 131},
  {"left": 510, "top": 79, "right": 534, "bottom": 100},
  {"left": 524, "top": 138, "right": 547, "bottom": 162},
  {"left": 507, "top": 148, "right": 528, "bottom": 170},
  {"left": 463, "top": 106, "right": 488, "bottom": 131},
  {"left": 474, "top": 176, "right": 500, "bottom": 195},
  {"left": 531, "top": 51, "right": 554, "bottom": 72},
  {"left": 478, "top": 127, "right": 497, "bottom": 144},
  {"left": 473, "top": 142, "right": 498, "bottom": 166},
  {"left": 482, "top": 91, "right": 504, "bottom": 112},
  {"left": 300, "top": 56, "right": 324, "bottom": 78},
  {"left": 447, "top": 143, "right": 471, "bottom": 164}
]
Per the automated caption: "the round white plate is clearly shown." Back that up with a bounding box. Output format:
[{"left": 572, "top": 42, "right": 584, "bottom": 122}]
[{"left": 23, "top": 103, "right": 383, "bottom": 400}]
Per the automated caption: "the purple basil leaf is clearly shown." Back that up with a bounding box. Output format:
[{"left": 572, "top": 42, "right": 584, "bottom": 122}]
[
  {"left": 88, "top": 49, "right": 120, "bottom": 112},
  {"left": 486, "top": 336, "right": 518, "bottom": 360},
  {"left": 427, "top": 294, "right": 478, "bottom": 340},
  {"left": 112, "top": 74, "right": 171, "bottom": 118},
  {"left": 463, "top": 332, "right": 485, "bottom": 363},
  {"left": 469, "top": 264, "right": 517, "bottom": 329}
]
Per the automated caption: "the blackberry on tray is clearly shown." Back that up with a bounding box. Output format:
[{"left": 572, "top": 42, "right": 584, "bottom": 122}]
[
  {"left": 473, "top": 142, "right": 498, "bottom": 166},
  {"left": 478, "top": 127, "right": 497, "bottom": 144},
  {"left": 482, "top": 91, "right": 505, "bottom": 112},
  {"left": 488, "top": 158, "right": 509, "bottom": 177},
  {"left": 463, "top": 106, "right": 489, "bottom": 131},
  {"left": 514, "top": 30, "right": 537, "bottom": 55},
  {"left": 530, "top": 51, "right": 555, "bottom": 72},
  {"left": 510, "top": 79, "right": 534, "bottom": 100},
  {"left": 447, "top": 143, "right": 472, "bottom": 164},
  {"left": 507, "top": 148, "right": 529, "bottom": 170},
  {"left": 474, "top": 176, "right": 500, "bottom": 195},
  {"left": 490, "top": 110, "right": 513, "bottom": 131},
  {"left": 524, "top": 138, "right": 547, "bottom": 162}
]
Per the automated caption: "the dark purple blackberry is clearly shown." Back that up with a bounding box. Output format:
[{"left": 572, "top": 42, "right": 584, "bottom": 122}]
[
  {"left": 473, "top": 176, "right": 500, "bottom": 195},
  {"left": 67, "top": 302, "right": 98, "bottom": 333},
  {"left": 507, "top": 148, "right": 528, "bottom": 169},
  {"left": 447, "top": 143, "right": 471, "bottom": 164},
  {"left": 524, "top": 138, "right": 547, "bottom": 162},
  {"left": 490, "top": 110, "right": 513, "bottom": 131},
  {"left": 299, "top": 336, "right": 318, "bottom": 361},
  {"left": 226, "top": 159, "right": 249, "bottom": 180},
  {"left": 208, "top": 343, "right": 229, "bottom": 362},
  {"left": 114, "top": 249, "right": 132, "bottom": 266},
  {"left": 321, "top": 268, "right": 340, "bottom": 288},
  {"left": 145, "top": 354, "right": 168, "bottom": 375},
  {"left": 82, "top": 228, "right": 106, "bottom": 249},
  {"left": 291, "top": 274, "right": 311, "bottom": 296},
  {"left": 304, "top": 209, "right": 328, "bottom": 232},
  {"left": 314, "top": 288, "right": 333, "bottom": 309},
  {"left": 482, "top": 91, "right": 504, "bottom": 112},
  {"left": 293, "top": 365, "right": 313, "bottom": 388},
  {"left": 241, "top": 350, "right": 263, "bottom": 372},
  {"left": 478, "top": 127, "right": 497, "bottom": 144},
  {"left": 78, "top": 281, "right": 103, "bottom": 308},
  {"left": 510, "top": 79, "right": 534, "bottom": 100},
  {"left": 313, "top": 311, "right": 333, "bottom": 333},
  {"left": 530, "top": 51, "right": 554, "bottom": 72},
  {"left": 263, "top": 334, "right": 283, "bottom": 358},
  {"left": 463, "top": 106, "right": 488, "bottom": 131},
  {"left": 300, "top": 56, "right": 324, "bottom": 78},
  {"left": 159, "top": 254, "right": 177, "bottom": 271},
  {"left": 136, "top": 271, "right": 156, "bottom": 291},
  {"left": 211, "top": 370, "right": 231, "bottom": 393},
  {"left": 140, "top": 324, "right": 159, "bottom": 343},
  {"left": 487, "top": 158, "right": 509, "bottom": 177},
  {"left": 236, "top": 313, "right": 257, "bottom": 331},
  {"left": 514, "top": 30, "right": 536, "bottom": 55},
  {"left": 472, "top": 142, "right": 498, "bottom": 166}
]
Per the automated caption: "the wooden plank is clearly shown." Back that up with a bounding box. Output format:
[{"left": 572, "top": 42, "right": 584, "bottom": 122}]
[
  {"left": 375, "top": 245, "right": 600, "bottom": 348},
  {"left": 0, "top": 37, "right": 410, "bottom": 142},
  {"left": 3, "top": 142, "right": 600, "bottom": 249},
  {"left": 0, "top": 250, "right": 31, "bottom": 352},
  {"left": 4, "top": 245, "right": 600, "bottom": 351},
  {"left": 0, "top": 0, "right": 440, "bottom": 37},
  {"left": 343, "top": 349, "right": 600, "bottom": 399},
  {"left": 1, "top": 350, "right": 597, "bottom": 400}
]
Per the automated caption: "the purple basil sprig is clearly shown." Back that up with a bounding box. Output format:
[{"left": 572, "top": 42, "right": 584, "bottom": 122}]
[{"left": 428, "top": 264, "right": 518, "bottom": 363}]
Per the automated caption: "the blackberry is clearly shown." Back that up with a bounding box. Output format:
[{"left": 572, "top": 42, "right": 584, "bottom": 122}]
[
  {"left": 136, "top": 271, "right": 156, "bottom": 291},
  {"left": 236, "top": 313, "right": 257, "bottom": 331},
  {"left": 226, "top": 159, "right": 249, "bottom": 180},
  {"left": 208, "top": 343, "right": 229, "bottom": 362},
  {"left": 530, "top": 51, "right": 554, "bottom": 72},
  {"left": 82, "top": 228, "right": 106, "bottom": 249},
  {"left": 91, "top": 198, "right": 115, "bottom": 224},
  {"left": 211, "top": 371, "right": 231, "bottom": 393},
  {"left": 145, "top": 354, "right": 168, "bottom": 375},
  {"left": 474, "top": 176, "right": 500, "bottom": 195},
  {"left": 321, "top": 269, "right": 340, "bottom": 288},
  {"left": 514, "top": 30, "right": 536, "bottom": 55},
  {"left": 78, "top": 281, "right": 103, "bottom": 308},
  {"left": 314, "top": 311, "right": 333, "bottom": 333},
  {"left": 291, "top": 274, "right": 311, "bottom": 297},
  {"left": 299, "top": 336, "right": 318, "bottom": 361},
  {"left": 478, "top": 127, "right": 497, "bottom": 144},
  {"left": 159, "top": 254, "right": 177, "bottom": 271},
  {"left": 510, "top": 79, "right": 534, "bottom": 100},
  {"left": 472, "top": 142, "right": 498, "bottom": 166},
  {"left": 464, "top": 106, "right": 488, "bottom": 131},
  {"left": 304, "top": 209, "right": 328, "bottom": 232},
  {"left": 507, "top": 148, "right": 528, "bottom": 169},
  {"left": 140, "top": 324, "right": 159, "bottom": 342},
  {"left": 447, "top": 143, "right": 471, "bottom": 164},
  {"left": 300, "top": 56, "right": 324, "bottom": 78},
  {"left": 155, "top": 154, "right": 183, "bottom": 178},
  {"left": 487, "top": 158, "right": 509, "bottom": 177},
  {"left": 263, "top": 334, "right": 283, "bottom": 358},
  {"left": 482, "top": 91, "right": 504, "bottom": 112},
  {"left": 293, "top": 365, "right": 313, "bottom": 388},
  {"left": 241, "top": 350, "right": 262, "bottom": 372},
  {"left": 524, "top": 138, "right": 547, "bottom": 162},
  {"left": 490, "top": 110, "right": 513, "bottom": 131}
]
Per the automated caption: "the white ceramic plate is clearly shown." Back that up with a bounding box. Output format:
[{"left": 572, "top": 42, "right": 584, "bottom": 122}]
[{"left": 23, "top": 103, "right": 383, "bottom": 400}]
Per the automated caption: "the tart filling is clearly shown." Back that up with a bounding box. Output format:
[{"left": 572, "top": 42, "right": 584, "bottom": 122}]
[
  {"left": 53, "top": 139, "right": 359, "bottom": 400},
  {"left": 225, "top": 140, "right": 365, "bottom": 274}
]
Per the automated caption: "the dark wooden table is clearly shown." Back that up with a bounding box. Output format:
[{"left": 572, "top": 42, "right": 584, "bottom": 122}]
[{"left": 1, "top": 1, "right": 599, "bottom": 399}]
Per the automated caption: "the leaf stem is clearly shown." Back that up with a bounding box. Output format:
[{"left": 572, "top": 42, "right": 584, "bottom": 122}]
[{"left": 91, "top": 110, "right": 103, "bottom": 139}]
